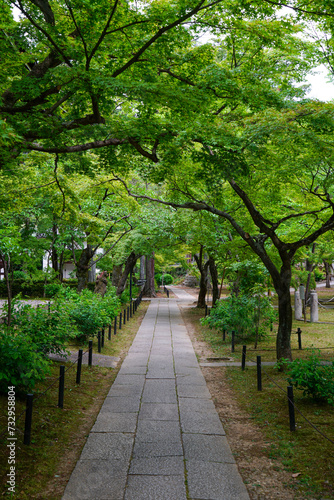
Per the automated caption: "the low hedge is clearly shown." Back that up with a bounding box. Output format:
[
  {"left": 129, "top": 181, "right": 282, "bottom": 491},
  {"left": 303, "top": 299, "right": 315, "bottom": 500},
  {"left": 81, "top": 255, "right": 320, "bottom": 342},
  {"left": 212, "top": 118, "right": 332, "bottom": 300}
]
[{"left": 0, "top": 279, "right": 95, "bottom": 298}]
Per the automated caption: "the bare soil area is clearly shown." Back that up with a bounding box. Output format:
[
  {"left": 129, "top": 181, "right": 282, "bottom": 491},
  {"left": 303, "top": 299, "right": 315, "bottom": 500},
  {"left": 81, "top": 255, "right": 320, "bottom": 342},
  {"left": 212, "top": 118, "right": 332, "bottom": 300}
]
[{"left": 180, "top": 303, "right": 300, "bottom": 500}]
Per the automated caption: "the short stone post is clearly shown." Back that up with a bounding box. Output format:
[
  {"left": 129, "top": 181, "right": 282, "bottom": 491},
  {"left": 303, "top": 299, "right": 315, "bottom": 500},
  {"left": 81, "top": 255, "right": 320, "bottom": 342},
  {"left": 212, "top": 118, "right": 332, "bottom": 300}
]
[
  {"left": 294, "top": 290, "right": 302, "bottom": 320},
  {"left": 310, "top": 291, "right": 318, "bottom": 322}
]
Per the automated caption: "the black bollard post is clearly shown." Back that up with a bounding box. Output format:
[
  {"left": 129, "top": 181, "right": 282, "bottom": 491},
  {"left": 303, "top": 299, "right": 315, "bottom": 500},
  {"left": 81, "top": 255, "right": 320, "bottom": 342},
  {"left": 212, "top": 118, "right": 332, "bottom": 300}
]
[
  {"left": 108, "top": 324, "right": 111, "bottom": 341},
  {"left": 223, "top": 329, "right": 226, "bottom": 341},
  {"left": 114, "top": 316, "right": 117, "bottom": 335},
  {"left": 205, "top": 305, "right": 208, "bottom": 317},
  {"left": 130, "top": 302, "right": 133, "bottom": 318},
  {"left": 231, "top": 331, "right": 235, "bottom": 353},
  {"left": 76, "top": 349, "right": 83, "bottom": 384},
  {"left": 167, "top": 289, "right": 169, "bottom": 298},
  {"left": 98, "top": 331, "right": 101, "bottom": 353},
  {"left": 58, "top": 365, "right": 65, "bottom": 408},
  {"left": 127, "top": 306, "right": 130, "bottom": 321},
  {"left": 88, "top": 340, "right": 93, "bottom": 366},
  {"left": 101, "top": 328, "right": 105, "bottom": 347},
  {"left": 287, "top": 386, "right": 296, "bottom": 431},
  {"left": 257, "top": 356, "right": 262, "bottom": 391},
  {"left": 24, "top": 394, "right": 34, "bottom": 445},
  {"left": 242, "top": 345, "right": 247, "bottom": 371},
  {"left": 119, "top": 312, "right": 122, "bottom": 330},
  {"left": 297, "top": 328, "right": 302, "bottom": 350},
  {"left": 123, "top": 308, "right": 126, "bottom": 325}
]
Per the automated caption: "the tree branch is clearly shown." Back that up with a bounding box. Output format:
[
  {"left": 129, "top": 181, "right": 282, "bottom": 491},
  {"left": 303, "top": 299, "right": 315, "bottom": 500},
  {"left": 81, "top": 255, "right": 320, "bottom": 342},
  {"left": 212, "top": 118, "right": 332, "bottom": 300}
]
[
  {"left": 26, "top": 137, "right": 127, "bottom": 153},
  {"left": 111, "top": 0, "right": 210, "bottom": 78}
]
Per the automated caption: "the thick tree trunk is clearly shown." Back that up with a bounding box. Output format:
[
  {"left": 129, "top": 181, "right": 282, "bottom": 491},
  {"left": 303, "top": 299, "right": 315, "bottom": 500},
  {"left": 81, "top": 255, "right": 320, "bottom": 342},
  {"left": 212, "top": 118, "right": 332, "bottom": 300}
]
[
  {"left": 274, "top": 266, "right": 293, "bottom": 362},
  {"left": 140, "top": 256, "right": 145, "bottom": 280},
  {"left": 76, "top": 245, "right": 94, "bottom": 293},
  {"left": 209, "top": 255, "right": 219, "bottom": 306},
  {"left": 324, "top": 260, "right": 331, "bottom": 288},
  {"left": 116, "top": 252, "right": 139, "bottom": 296},
  {"left": 112, "top": 264, "right": 123, "bottom": 288},
  {"left": 194, "top": 247, "right": 210, "bottom": 308},
  {"left": 143, "top": 254, "right": 156, "bottom": 297},
  {"left": 88, "top": 258, "right": 96, "bottom": 283}
]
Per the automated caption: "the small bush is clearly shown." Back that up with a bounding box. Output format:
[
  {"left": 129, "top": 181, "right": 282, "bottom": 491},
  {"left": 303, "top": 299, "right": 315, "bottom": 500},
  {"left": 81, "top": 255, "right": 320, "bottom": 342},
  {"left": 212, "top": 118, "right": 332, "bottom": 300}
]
[
  {"left": 156, "top": 273, "right": 173, "bottom": 286},
  {"left": 202, "top": 293, "right": 276, "bottom": 341},
  {"left": 281, "top": 352, "right": 334, "bottom": 405},
  {"left": 44, "top": 282, "right": 62, "bottom": 298},
  {"left": 0, "top": 331, "right": 51, "bottom": 392},
  {"left": 58, "top": 286, "right": 121, "bottom": 342},
  {"left": 11, "top": 300, "right": 76, "bottom": 356}
]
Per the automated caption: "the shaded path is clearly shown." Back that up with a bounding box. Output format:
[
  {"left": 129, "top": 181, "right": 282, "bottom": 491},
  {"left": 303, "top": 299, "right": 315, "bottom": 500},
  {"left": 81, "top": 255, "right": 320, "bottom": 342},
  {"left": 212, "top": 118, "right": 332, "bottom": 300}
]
[{"left": 63, "top": 299, "right": 249, "bottom": 500}]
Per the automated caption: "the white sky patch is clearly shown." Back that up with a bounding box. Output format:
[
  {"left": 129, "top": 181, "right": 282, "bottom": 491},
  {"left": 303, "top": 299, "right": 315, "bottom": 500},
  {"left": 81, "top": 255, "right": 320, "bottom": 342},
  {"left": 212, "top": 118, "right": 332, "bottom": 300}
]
[{"left": 305, "top": 65, "right": 334, "bottom": 101}]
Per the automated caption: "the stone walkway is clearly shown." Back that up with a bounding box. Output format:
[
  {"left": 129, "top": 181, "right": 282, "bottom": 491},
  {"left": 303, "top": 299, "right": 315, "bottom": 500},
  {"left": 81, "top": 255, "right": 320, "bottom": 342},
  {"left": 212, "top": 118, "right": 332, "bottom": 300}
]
[{"left": 62, "top": 298, "right": 250, "bottom": 500}]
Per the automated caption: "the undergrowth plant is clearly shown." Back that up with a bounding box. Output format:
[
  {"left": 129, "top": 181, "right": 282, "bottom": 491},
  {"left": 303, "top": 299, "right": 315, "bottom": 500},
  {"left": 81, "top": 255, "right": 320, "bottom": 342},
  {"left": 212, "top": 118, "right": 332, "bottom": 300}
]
[
  {"left": 202, "top": 292, "right": 276, "bottom": 343},
  {"left": 278, "top": 351, "right": 334, "bottom": 405}
]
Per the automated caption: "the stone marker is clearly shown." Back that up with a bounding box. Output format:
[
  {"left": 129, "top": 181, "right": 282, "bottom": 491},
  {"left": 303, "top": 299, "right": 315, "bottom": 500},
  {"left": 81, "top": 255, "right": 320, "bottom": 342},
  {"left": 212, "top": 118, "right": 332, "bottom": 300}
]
[
  {"left": 294, "top": 290, "right": 302, "bottom": 320},
  {"left": 310, "top": 290, "right": 318, "bottom": 322}
]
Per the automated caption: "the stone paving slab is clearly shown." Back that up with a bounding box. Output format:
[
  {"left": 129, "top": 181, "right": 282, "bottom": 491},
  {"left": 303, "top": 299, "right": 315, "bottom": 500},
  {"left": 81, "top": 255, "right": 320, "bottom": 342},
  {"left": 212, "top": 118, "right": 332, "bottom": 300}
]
[
  {"left": 183, "top": 433, "right": 236, "bottom": 463},
  {"left": 138, "top": 402, "right": 179, "bottom": 421},
  {"left": 186, "top": 460, "right": 250, "bottom": 500},
  {"left": 129, "top": 456, "right": 184, "bottom": 475},
  {"left": 124, "top": 475, "right": 187, "bottom": 500},
  {"left": 62, "top": 298, "right": 250, "bottom": 500},
  {"left": 132, "top": 439, "right": 184, "bottom": 458}
]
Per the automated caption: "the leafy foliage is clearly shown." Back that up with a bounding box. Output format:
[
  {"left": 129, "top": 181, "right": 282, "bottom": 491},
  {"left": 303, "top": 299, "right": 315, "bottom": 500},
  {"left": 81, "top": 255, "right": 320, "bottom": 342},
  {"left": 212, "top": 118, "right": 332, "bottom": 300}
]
[
  {"left": 58, "top": 286, "right": 120, "bottom": 342},
  {"left": 279, "top": 352, "right": 334, "bottom": 405},
  {"left": 0, "top": 330, "right": 51, "bottom": 393},
  {"left": 202, "top": 293, "right": 276, "bottom": 341},
  {"left": 155, "top": 273, "right": 173, "bottom": 286},
  {"left": 11, "top": 300, "right": 76, "bottom": 356}
]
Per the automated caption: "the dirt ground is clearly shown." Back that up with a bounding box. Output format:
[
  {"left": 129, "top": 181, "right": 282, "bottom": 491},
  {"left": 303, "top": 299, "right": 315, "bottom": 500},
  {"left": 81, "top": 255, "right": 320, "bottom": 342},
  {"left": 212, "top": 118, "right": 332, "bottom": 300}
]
[{"left": 179, "top": 302, "right": 300, "bottom": 500}]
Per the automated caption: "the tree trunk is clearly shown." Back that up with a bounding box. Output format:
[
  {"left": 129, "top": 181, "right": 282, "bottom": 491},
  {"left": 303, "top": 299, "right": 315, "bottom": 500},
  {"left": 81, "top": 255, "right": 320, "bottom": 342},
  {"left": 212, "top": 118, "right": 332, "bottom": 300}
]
[
  {"left": 274, "top": 266, "right": 293, "bottom": 362},
  {"left": 88, "top": 258, "right": 96, "bottom": 283},
  {"left": 140, "top": 256, "right": 146, "bottom": 280},
  {"left": 116, "top": 252, "right": 139, "bottom": 296},
  {"left": 209, "top": 255, "right": 219, "bottom": 306},
  {"left": 324, "top": 260, "right": 331, "bottom": 288},
  {"left": 112, "top": 264, "right": 123, "bottom": 288},
  {"left": 194, "top": 246, "right": 210, "bottom": 308},
  {"left": 76, "top": 245, "right": 94, "bottom": 293},
  {"left": 143, "top": 253, "right": 156, "bottom": 297}
]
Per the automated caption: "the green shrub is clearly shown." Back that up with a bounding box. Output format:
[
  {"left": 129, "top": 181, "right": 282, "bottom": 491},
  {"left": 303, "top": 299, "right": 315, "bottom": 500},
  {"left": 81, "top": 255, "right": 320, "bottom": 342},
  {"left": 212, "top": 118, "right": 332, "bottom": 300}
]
[
  {"left": 58, "top": 286, "right": 121, "bottom": 342},
  {"left": 314, "top": 269, "right": 324, "bottom": 282},
  {"left": 44, "top": 282, "right": 62, "bottom": 298},
  {"left": 202, "top": 294, "right": 276, "bottom": 341},
  {"left": 156, "top": 273, "right": 173, "bottom": 286},
  {"left": 0, "top": 331, "right": 51, "bottom": 392},
  {"left": 11, "top": 300, "right": 76, "bottom": 356},
  {"left": 280, "top": 352, "right": 334, "bottom": 405},
  {"left": 12, "top": 270, "right": 28, "bottom": 280}
]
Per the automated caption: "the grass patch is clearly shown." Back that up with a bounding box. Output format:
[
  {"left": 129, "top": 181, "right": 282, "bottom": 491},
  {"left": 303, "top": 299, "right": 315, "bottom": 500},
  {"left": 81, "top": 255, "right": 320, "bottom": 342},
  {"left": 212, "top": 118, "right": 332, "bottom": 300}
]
[
  {"left": 226, "top": 366, "right": 334, "bottom": 499},
  {"left": 0, "top": 300, "right": 149, "bottom": 499},
  {"left": 192, "top": 299, "right": 334, "bottom": 363}
]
